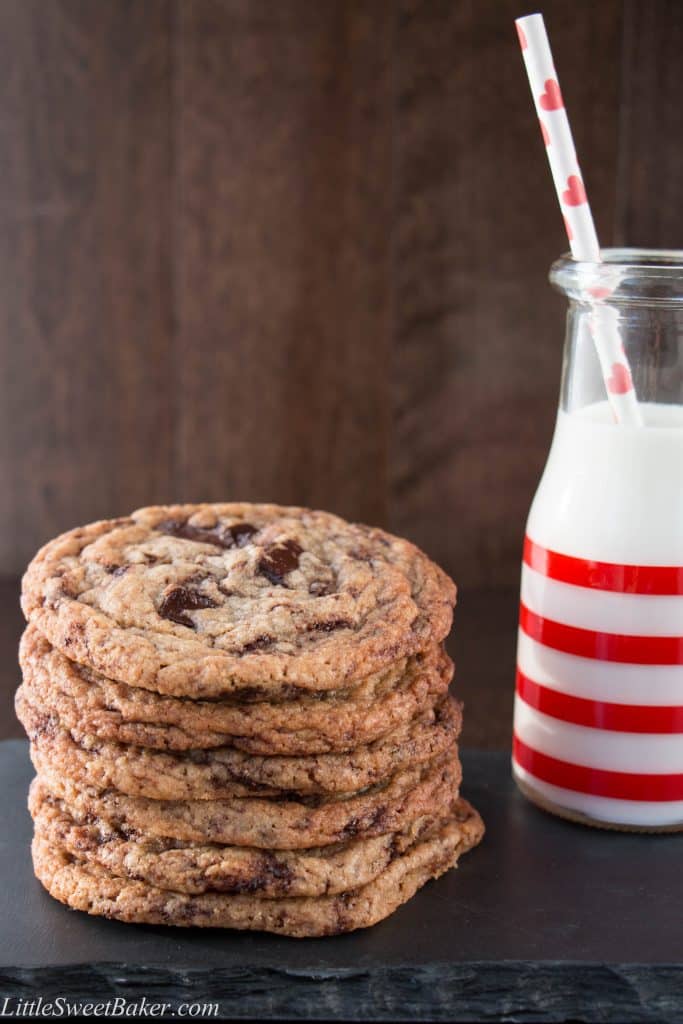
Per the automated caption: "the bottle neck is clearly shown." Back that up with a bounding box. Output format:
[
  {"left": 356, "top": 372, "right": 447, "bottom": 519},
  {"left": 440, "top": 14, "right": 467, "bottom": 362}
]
[{"left": 559, "top": 297, "right": 683, "bottom": 415}]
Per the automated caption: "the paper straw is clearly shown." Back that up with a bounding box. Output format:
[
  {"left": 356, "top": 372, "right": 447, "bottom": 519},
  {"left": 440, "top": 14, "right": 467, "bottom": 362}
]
[{"left": 516, "top": 13, "right": 642, "bottom": 426}]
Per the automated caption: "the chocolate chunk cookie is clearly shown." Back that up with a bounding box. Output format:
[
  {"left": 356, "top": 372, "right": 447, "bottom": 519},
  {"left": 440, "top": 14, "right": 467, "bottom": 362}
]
[
  {"left": 34, "top": 748, "right": 461, "bottom": 850},
  {"left": 20, "top": 626, "right": 452, "bottom": 755},
  {"left": 18, "top": 687, "right": 462, "bottom": 800},
  {"left": 31, "top": 780, "right": 477, "bottom": 898},
  {"left": 21, "top": 504, "right": 456, "bottom": 697},
  {"left": 31, "top": 807, "right": 483, "bottom": 936}
]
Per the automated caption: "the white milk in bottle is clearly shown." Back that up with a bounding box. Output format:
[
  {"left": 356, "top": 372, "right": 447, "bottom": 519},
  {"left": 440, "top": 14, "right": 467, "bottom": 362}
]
[{"left": 512, "top": 251, "right": 683, "bottom": 829}]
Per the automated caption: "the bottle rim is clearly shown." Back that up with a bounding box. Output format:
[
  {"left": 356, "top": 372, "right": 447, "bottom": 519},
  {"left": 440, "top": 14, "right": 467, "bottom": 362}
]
[{"left": 550, "top": 248, "right": 683, "bottom": 307}]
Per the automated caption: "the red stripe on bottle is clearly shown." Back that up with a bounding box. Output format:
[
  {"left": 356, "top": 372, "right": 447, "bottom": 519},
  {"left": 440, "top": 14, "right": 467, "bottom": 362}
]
[
  {"left": 513, "top": 735, "right": 683, "bottom": 801},
  {"left": 519, "top": 603, "right": 683, "bottom": 665},
  {"left": 516, "top": 669, "right": 683, "bottom": 733},
  {"left": 524, "top": 535, "right": 683, "bottom": 595}
]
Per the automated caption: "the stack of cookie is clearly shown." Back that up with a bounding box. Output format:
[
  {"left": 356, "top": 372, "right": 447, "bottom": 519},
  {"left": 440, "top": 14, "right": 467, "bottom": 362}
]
[{"left": 17, "top": 503, "right": 483, "bottom": 937}]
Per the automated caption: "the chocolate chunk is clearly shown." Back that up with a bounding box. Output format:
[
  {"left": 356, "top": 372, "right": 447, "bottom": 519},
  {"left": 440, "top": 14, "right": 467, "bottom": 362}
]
[
  {"left": 258, "top": 540, "right": 303, "bottom": 586},
  {"left": 158, "top": 585, "right": 218, "bottom": 628},
  {"left": 209, "top": 853, "right": 295, "bottom": 896},
  {"left": 224, "top": 522, "right": 258, "bottom": 547},
  {"left": 308, "top": 618, "right": 351, "bottom": 633},
  {"left": 104, "top": 564, "right": 128, "bottom": 577},
  {"left": 159, "top": 519, "right": 193, "bottom": 541},
  {"left": 341, "top": 816, "right": 361, "bottom": 839},
  {"left": 242, "top": 634, "right": 274, "bottom": 653},
  {"left": 159, "top": 519, "right": 257, "bottom": 550},
  {"left": 367, "top": 804, "right": 389, "bottom": 831}
]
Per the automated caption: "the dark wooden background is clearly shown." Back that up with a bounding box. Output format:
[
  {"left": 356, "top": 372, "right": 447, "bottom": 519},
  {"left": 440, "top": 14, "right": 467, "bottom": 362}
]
[{"left": 0, "top": 0, "right": 681, "bottom": 744}]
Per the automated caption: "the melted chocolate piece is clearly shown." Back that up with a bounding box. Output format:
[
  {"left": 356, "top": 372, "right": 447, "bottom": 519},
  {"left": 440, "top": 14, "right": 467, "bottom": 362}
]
[
  {"left": 104, "top": 564, "right": 129, "bottom": 576},
  {"left": 242, "top": 634, "right": 275, "bottom": 653},
  {"left": 158, "top": 585, "right": 218, "bottom": 628},
  {"left": 308, "top": 618, "right": 351, "bottom": 633},
  {"left": 223, "top": 522, "right": 259, "bottom": 547},
  {"left": 211, "top": 852, "right": 295, "bottom": 894},
  {"left": 159, "top": 519, "right": 257, "bottom": 550},
  {"left": 258, "top": 540, "right": 303, "bottom": 586}
]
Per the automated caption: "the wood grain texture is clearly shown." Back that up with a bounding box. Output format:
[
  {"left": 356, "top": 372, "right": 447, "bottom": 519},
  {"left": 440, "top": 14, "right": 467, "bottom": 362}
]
[
  {"left": 0, "top": 0, "right": 680, "bottom": 587},
  {"left": 615, "top": 0, "right": 683, "bottom": 247},
  {"left": 174, "top": 0, "right": 393, "bottom": 526},
  {"left": 0, "top": 0, "right": 174, "bottom": 574},
  {"left": 389, "top": 0, "right": 624, "bottom": 587}
]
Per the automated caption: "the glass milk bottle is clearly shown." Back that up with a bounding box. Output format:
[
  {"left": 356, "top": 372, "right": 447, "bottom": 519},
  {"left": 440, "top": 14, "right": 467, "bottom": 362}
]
[{"left": 513, "top": 250, "right": 683, "bottom": 830}]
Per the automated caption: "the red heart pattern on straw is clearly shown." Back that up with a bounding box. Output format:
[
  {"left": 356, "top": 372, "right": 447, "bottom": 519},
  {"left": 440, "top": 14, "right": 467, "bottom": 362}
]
[
  {"left": 562, "top": 174, "right": 587, "bottom": 206},
  {"left": 516, "top": 14, "right": 601, "bottom": 265},
  {"left": 539, "top": 79, "right": 563, "bottom": 110},
  {"left": 516, "top": 12, "right": 642, "bottom": 426},
  {"left": 606, "top": 362, "right": 634, "bottom": 395}
]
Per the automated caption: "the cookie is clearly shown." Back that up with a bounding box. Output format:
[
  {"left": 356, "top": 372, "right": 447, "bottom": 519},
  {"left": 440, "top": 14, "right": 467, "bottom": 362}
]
[
  {"left": 31, "top": 808, "right": 483, "bottom": 936},
  {"left": 33, "top": 747, "right": 461, "bottom": 850},
  {"left": 20, "top": 627, "right": 452, "bottom": 755},
  {"left": 30, "top": 780, "right": 477, "bottom": 898},
  {"left": 18, "top": 687, "right": 461, "bottom": 800},
  {"left": 21, "top": 504, "right": 455, "bottom": 697}
]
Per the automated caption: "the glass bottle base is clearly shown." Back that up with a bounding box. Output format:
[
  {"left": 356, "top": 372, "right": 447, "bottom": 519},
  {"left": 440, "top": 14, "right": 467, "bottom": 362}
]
[{"left": 513, "top": 770, "right": 683, "bottom": 834}]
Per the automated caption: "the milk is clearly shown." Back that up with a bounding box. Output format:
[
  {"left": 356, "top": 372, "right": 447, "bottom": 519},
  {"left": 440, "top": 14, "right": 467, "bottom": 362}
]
[
  {"left": 528, "top": 402, "right": 683, "bottom": 565},
  {"left": 513, "top": 402, "right": 683, "bottom": 828}
]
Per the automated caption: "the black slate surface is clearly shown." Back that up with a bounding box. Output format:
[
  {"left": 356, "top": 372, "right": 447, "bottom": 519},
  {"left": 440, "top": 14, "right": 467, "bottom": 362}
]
[{"left": 0, "top": 740, "right": 681, "bottom": 1022}]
